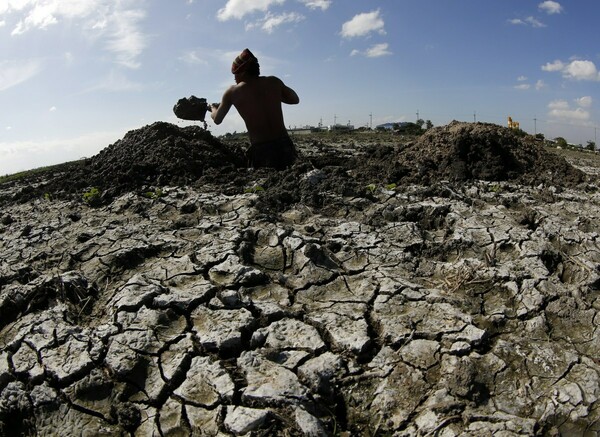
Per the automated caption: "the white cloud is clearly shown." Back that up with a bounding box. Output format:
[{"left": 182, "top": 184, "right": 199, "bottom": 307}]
[
  {"left": 525, "top": 17, "right": 546, "bottom": 28},
  {"left": 548, "top": 100, "right": 569, "bottom": 110},
  {"left": 179, "top": 50, "right": 208, "bottom": 65},
  {"left": 535, "top": 79, "right": 545, "bottom": 90},
  {"left": 526, "top": 16, "right": 545, "bottom": 27},
  {"left": 576, "top": 96, "right": 592, "bottom": 108},
  {"left": 217, "top": 0, "right": 285, "bottom": 21},
  {"left": 246, "top": 11, "right": 304, "bottom": 33},
  {"left": 542, "top": 59, "right": 565, "bottom": 72},
  {"left": 564, "top": 60, "right": 599, "bottom": 81},
  {"left": 548, "top": 99, "right": 590, "bottom": 123},
  {"left": 4, "top": 1, "right": 148, "bottom": 69},
  {"left": 49, "top": 106, "right": 57, "bottom": 112},
  {"left": 539, "top": 1, "right": 563, "bottom": 14},
  {"left": 350, "top": 43, "right": 392, "bottom": 58},
  {"left": 0, "top": 59, "right": 42, "bottom": 91},
  {"left": 366, "top": 43, "right": 392, "bottom": 58},
  {"left": 105, "top": 8, "right": 147, "bottom": 69},
  {"left": 0, "top": 0, "right": 33, "bottom": 15},
  {"left": 515, "top": 77, "right": 545, "bottom": 91},
  {"left": 91, "top": 17, "right": 107, "bottom": 30},
  {"left": 543, "top": 59, "right": 600, "bottom": 81},
  {"left": 9, "top": 0, "right": 103, "bottom": 35},
  {"left": 341, "top": 9, "right": 385, "bottom": 38},
  {"left": 11, "top": 4, "right": 58, "bottom": 34},
  {"left": 263, "top": 11, "right": 304, "bottom": 33},
  {"left": 508, "top": 17, "right": 545, "bottom": 28},
  {"left": 549, "top": 107, "right": 590, "bottom": 121},
  {"left": 299, "top": 0, "right": 331, "bottom": 10}
]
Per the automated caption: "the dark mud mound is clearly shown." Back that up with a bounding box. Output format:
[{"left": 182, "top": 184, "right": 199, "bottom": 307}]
[
  {"left": 2, "top": 122, "right": 246, "bottom": 205},
  {"left": 0, "top": 121, "right": 586, "bottom": 211},
  {"left": 252, "top": 122, "right": 587, "bottom": 215},
  {"left": 88, "top": 122, "right": 245, "bottom": 195},
  {"left": 392, "top": 121, "right": 585, "bottom": 186}
]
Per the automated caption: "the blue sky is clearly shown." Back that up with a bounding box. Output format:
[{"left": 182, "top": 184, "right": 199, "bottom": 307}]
[{"left": 1, "top": 0, "right": 599, "bottom": 174}]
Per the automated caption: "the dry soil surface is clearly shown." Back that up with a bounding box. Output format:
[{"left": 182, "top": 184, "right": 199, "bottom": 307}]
[{"left": 1, "top": 121, "right": 599, "bottom": 436}]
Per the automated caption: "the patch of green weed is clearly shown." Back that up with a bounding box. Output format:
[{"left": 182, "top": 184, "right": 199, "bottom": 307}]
[
  {"left": 83, "top": 187, "right": 102, "bottom": 206},
  {"left": 245, "top": 185, "right": 265, "bottom": 194},
  {"left": 143, "top": 188, "right": 164, "bottom": 199}
]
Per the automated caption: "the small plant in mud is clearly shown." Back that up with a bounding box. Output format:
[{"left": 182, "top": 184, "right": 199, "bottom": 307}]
[
  {"left": 244, "top": 185, "right": 265, "bottom": 194},
  {"left": 43, "top": 192, "right": 53, "bottom": 201},
  {"left": 142, "top": 188, "right": 164, "bottom": 200},
  {"left": 82, "top": 187, "right": 102, "bottom": 206},
  {"left": 366, "top": 182, "right": 397, "bottom": 194},
  {"left": 488, "top": 184, "right": 502, "bottom": 193}
]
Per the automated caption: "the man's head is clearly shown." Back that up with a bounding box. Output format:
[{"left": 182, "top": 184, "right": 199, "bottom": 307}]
[{"left": 232, "top": 48, "right": 260, "bottom": 81}]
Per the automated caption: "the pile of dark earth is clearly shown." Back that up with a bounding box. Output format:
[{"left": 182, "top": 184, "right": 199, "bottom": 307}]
[{"left": 0, "top": 120, "right": 588, "bottom": 215}]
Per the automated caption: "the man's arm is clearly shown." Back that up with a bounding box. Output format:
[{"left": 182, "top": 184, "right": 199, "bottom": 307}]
[
  {"left": 211, "top": 87, "right": 234, "bottom": 125},
  {"left": 279, "top": 78, "right": 299, "bottom": 105}
]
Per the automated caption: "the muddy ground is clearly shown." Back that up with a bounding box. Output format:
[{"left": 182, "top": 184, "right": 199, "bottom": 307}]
[
  {"left": 1, "top": 121, "right": 600, "bottom": 436},
  {"left": 0, "top": 121, "right": 587, "bottom": 215}
]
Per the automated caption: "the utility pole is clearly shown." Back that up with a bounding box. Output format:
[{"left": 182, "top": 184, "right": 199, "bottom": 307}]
[
  {"left": 534, "top": 116, "right": 537, "bottom": 135},
  {"left": 334, "top": 114, "right": 337, "bottom": 126},
  {"left": 473, "top": 111, "right": 476, "bottom": 123},
  {"left": 369, "top": 112, "right": 372, "bottom": 129},
  {"left": 416, "top": 110, "right": 419, "bottom": 122}
]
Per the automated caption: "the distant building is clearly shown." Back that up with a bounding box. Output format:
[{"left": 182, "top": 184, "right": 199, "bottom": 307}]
[
  {"left": 328, "top": 124, "right": 354, "bottom": 132},
  {"left": 288, "top": 125, "right": 314, "bottom": 135},
  {"left": 376, "top": 122, "right": 410, "bottom": 130}
]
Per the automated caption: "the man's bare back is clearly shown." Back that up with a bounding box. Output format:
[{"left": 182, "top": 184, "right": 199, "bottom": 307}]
[
  {"left": 210, "top": 49, "right": 299, "bottom": 142},
  {"left": 209, "top": 48, "right": 299, "bottom": 169},
  {"left": 212, "top": 75, "right": 299, "bottom": 144}
]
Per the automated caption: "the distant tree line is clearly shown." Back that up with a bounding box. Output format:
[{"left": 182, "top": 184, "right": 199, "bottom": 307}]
[
  {"left": 549, "top": 136, "right": 596, "bottom": 151},
  {"left": 375, "top": 119, "right": 433, "bottom": 135}
]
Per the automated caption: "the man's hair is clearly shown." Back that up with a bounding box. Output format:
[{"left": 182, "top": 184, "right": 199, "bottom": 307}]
[
  {"left": 232, "top": 48, "right": 259, "bottom": 75},
  {"left": 246, "top": 61, "right": 260, "bottom": 77}
]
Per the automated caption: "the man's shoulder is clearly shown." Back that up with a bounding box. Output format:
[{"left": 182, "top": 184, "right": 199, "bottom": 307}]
[
  {"left": 224, "top": 84, "right": 238, "bottom": 94},
  {"left": 226, "top": 82, "right": 246, "bottom": 97},
  {"left": 258, "top": 75, "right": 283, "bottom": 83}
]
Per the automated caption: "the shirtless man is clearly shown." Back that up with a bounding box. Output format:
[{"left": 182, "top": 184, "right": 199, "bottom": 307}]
[{"left": 209, "top": 48, "right": 300, "bottom": 169}]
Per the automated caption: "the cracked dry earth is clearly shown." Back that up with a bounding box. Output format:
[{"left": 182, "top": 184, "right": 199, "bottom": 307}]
[{"left": 1, "top": 122, "right": 600, "bottom": 436}]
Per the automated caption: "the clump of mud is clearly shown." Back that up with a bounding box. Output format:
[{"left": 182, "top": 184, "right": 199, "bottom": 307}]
[
  {"left": 1, "top": 120, "right": 586, "bottom": 211},
  {"left": 254, "top": 121, "right": 587, "bottom": 215},
  {"left": 87, "top": 122, "right": 245, "bottom": 196},
  {"left": 2, "top": 122, "right": 246, "bottom": 205},
  {"left": 393, "top": 121, "right": 585, "bottom": 186}
]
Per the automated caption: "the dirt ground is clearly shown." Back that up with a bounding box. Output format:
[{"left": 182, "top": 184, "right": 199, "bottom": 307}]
[
  {"left": 0, "top": 120, "right": 589, "bottom": 213},
  {"left": 1, "top": 120, "right": 599, "bottom": 435}
]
